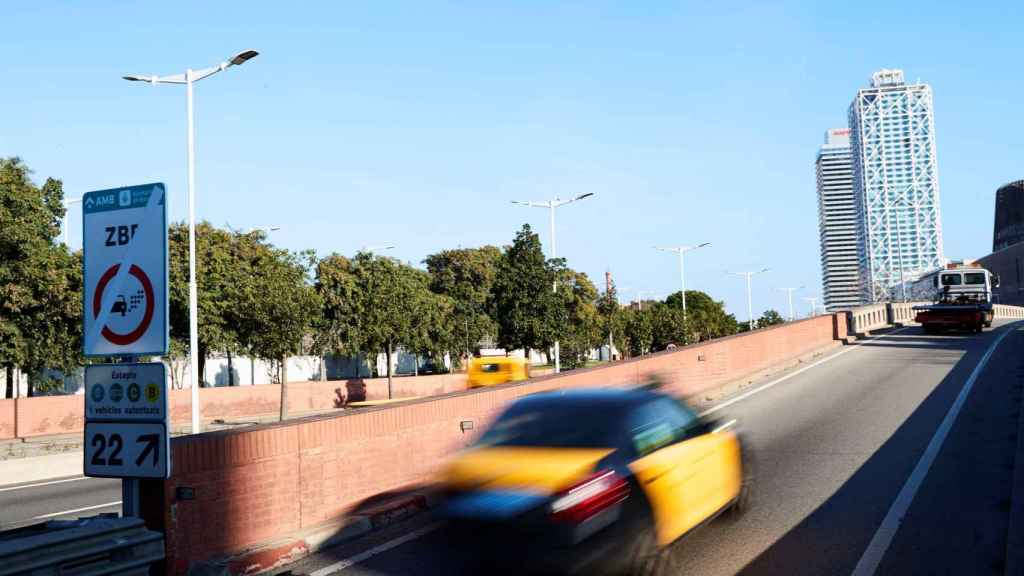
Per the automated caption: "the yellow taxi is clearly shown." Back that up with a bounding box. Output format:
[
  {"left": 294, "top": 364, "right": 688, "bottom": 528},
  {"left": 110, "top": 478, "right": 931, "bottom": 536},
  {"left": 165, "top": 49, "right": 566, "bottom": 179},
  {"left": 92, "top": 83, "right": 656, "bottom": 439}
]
[
  {"left": 437, "top": 388, "right": 752, "bottom": 575},
  {"left": 467, "top": 356, "right": 531, "bottom": 388}
]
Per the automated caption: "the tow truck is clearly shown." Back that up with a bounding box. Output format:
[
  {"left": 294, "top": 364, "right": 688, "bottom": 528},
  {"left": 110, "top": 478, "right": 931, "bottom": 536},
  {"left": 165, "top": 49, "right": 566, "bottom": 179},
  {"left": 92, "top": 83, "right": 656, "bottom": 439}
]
[{"left": 912, "top": 266, "right": 999, "bottom": 334}]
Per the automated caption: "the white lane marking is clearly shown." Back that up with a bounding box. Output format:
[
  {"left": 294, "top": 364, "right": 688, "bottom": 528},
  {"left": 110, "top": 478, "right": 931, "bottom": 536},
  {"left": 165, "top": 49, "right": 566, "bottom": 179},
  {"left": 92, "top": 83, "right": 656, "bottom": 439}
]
[
  {"left": 712, "top": 419, "right": 738, "bottom": 434},
  {"left": 309, "top": 523, "right": 442, "bottom": 575},
  {"left": 850, "top": 324, "right": 1017, "bottom": 576},
  {"left": 0, "top": 476, "right": 94, "bottom": 493},
  {"left": 698, "top": 328, "right": 907, "bottom": 418},
  {"left": 32, "top": 500, "right": 122, "bottom": 520}
]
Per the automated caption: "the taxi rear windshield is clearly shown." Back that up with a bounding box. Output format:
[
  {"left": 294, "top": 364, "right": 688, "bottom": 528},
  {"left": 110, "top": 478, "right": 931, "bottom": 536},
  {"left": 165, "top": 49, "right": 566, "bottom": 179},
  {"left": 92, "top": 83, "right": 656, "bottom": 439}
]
[{"left": 476, "top": 403, "right": 623, "bottom": 448}]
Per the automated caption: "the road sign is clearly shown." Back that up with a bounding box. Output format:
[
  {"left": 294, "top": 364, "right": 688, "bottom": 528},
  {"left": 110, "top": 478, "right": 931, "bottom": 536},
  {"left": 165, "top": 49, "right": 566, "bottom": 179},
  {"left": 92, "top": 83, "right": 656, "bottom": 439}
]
[
  {"left": 82, "top": 183, "right": 167, "bottom": 357},
  {"left": 84, "top": 362, "right": 170, "bottom": 479},
  {"left": 84, "top": 422, "right": 169, "bottom": 479}
]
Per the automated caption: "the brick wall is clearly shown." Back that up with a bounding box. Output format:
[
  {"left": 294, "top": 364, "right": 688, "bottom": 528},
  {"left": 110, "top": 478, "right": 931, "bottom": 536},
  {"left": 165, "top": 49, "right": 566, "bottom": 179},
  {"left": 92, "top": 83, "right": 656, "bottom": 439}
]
[
  {"left": 144, "top": 314, "right": 843, "bottom": 574},
  {"left": 6, "top": 372, "right": 472, "bottom": 439},
  {"left": 0, "top": 400, "right": 13, "bottom": 440}
]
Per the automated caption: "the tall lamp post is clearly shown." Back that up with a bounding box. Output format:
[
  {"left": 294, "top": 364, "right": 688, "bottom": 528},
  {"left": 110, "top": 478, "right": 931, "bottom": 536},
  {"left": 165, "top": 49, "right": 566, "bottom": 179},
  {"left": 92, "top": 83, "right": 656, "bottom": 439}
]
[
  {"left": 775, "top": 285, "right": 804, "bottom": 321},
  {"left": 62, "top": 197, "right": 82, "bottom": 246},
  {"left": 728, "top": 268, "right": 770, "bottom": 330},
  {"left": 803, "top": 296, "right": 820, "bottom": 317},
  {"left": 511, "top": 193, "right": 595, "bottom": 373},
  {"left": 124, "top": 49, "right": 259, "bottom": 434},
  {"left": 656, "top": 243, "right": 710, "bottom": 343}
]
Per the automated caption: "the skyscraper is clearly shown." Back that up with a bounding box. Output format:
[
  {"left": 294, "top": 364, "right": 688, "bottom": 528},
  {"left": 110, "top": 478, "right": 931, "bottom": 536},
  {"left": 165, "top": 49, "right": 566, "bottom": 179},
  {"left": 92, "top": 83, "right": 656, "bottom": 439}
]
[
  {"left": 849, "top": 69, "right": 944, "bottom": 302},
  {"left": 816, "top": 128, "right": 861, "bottom": 310}
]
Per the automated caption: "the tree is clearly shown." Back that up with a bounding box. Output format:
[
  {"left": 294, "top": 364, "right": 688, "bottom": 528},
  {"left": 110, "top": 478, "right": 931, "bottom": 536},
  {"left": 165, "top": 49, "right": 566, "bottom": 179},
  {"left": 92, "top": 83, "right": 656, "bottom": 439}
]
[
  {"left": 556, "top": 270, "right": 602, "bottom": 370},
  {"left": 0, "top": 158, "right": 82, "bottom": 397},
  {"left": 228, "top": 233, "right": 319, "bottom": 420},
  {"left": 318, "top": 252, "right": 439, "bottom": 397},
  {"left": 665, "top": 290, "right": 738, "bottom": 343},
  {"left": 490, "top": 225, "right": 561, "bottom": 357},
  {"left": 622, "top": 306, "right": 654, "bottom": 357},
  {"left": 168, "top": 222, "right": 241, "bottom": 386},
  {"left": 648, "top": 303, "right": 686, "bottom": 351},
  {"left": 596, "top": 277, "right": 622, "bottom": 361},
  {"left": 758, "top": 309, "right": 785, "bottom": 327},
  {"left": 424, "top": 246, "right": 501, "bottom": 361}
]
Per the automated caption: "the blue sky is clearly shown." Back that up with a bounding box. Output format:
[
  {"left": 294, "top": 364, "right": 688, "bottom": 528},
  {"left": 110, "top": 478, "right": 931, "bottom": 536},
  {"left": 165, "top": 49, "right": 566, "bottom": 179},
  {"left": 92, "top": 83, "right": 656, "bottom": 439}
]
[{"left": 3, "top": 2, "right": 1022, "bottom": 321}]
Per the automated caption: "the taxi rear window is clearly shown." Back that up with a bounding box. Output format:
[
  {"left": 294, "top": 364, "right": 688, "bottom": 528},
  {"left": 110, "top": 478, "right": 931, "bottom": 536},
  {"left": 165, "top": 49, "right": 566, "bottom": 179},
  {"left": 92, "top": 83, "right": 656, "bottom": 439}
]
[
  {"left": 476, "top": 403, "right": 623, "bottom": 448},
  {"left": 479, "top": 363, "right": 503, "bottom": 373}
]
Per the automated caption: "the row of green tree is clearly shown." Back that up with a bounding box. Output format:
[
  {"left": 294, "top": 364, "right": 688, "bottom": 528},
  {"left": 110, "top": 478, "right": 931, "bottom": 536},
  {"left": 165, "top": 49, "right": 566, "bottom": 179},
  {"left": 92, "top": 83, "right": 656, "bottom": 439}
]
[{"left": 2, "top": 157, "right": 786, "bottom": 404}]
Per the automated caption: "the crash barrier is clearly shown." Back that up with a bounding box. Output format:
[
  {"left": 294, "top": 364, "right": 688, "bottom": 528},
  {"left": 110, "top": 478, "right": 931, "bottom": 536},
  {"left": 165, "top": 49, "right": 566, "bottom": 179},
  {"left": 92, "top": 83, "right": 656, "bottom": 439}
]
[
  {"left": 888, "top": 301, "right": 928, "bottom": 325},
  {"left": 0, "top": 372, "right": 473, "bottom": 441},
  {"left": 845, "top": 302, "right": 1024, "bottom": 337},
  {"left": 847, "top": 304, "right": 890, "bottom": 335},
  {"left": 0, "top": 516, "right": 163, "bottom": 576},
  {"left": 995, "top": 304, "right": 1024, "bottom": 319},
  {"left": 139, "top": 314, "right": 846, "bottom": 575}
]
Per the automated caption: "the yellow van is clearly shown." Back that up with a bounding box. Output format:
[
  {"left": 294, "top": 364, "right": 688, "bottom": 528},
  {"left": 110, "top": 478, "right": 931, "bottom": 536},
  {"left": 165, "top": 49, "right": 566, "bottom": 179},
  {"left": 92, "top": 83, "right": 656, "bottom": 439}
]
[{"left": 467, "top": 356, "right": 530, "bottom": 388}]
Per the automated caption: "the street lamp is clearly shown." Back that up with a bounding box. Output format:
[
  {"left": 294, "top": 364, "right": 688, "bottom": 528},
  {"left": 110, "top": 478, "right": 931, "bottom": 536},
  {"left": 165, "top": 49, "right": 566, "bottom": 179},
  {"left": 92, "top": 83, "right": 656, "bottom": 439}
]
[
  {"left": 511, "top": 193, "right": 595, "bottom": 373},
  {"left": 62, "top": 197, "right": 82, "bottom": 246},
  {"left": 124, "top": 49, "right": 259, "bottom": 435},
  {"left": 360, "top": 244, "right": 396, "bottom": 253},
  {"left": 655, "top": 243, "right": 710, "bottom": 343},
  {"left": 247, "top": 225, "right": 281, "bottom": 234},
  {"left": 728, "top": 268, "right": 770, "bottom": 330},
  {"left": 803, "top": 296, "right": 820, "bottom": 317},
  {"left": 775, "top": 285, "right": 805, "bottom": 321}
]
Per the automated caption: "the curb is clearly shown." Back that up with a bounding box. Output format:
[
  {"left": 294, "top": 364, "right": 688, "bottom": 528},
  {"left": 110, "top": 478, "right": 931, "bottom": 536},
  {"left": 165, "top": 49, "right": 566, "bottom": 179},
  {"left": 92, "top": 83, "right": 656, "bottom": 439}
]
[{"left": 187, "top": 491, "right": 435, "bottom": 575}]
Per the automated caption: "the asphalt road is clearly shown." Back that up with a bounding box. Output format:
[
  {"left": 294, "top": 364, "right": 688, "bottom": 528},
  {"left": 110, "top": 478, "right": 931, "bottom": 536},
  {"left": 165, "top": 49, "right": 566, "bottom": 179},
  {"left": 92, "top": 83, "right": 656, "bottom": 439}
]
[
  {"left": 0, "top": 476, "right": 121, "bottom": 531},
  {"left": 283, "top": 320, "right": 1024, "bottom": 576}
]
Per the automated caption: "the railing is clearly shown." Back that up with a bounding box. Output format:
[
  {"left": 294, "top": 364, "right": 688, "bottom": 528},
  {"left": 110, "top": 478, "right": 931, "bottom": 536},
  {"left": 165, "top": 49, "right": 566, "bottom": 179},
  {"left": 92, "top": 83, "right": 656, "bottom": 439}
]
[
  {"left": 846, "top": 302, "right": 1024, "bottom": 336},
  {"left": 0, "top": 516, "right": 163, "bottom": 576}
]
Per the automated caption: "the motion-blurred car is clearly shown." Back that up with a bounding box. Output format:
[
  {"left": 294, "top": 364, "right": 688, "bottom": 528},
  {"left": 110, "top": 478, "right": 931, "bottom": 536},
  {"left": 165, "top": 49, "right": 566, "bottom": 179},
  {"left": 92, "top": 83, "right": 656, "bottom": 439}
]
[
  {"left": 467, "top": 356, "right": 530, "bottom": 388},
  {"left": 437, "top": 388, "right": 752, "bottom": 575}
]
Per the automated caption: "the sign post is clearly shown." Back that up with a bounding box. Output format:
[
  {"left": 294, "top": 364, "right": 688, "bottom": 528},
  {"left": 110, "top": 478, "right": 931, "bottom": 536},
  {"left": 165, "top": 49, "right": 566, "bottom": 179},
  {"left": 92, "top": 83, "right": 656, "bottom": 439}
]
[{"left": 82, "top": 183, "right": 170, "bottom": 517}]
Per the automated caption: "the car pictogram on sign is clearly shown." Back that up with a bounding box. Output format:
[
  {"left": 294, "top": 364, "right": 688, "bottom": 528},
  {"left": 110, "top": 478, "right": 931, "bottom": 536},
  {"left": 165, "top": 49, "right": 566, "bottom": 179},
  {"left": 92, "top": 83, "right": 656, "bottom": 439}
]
[{"left": 92, "top": 264, "right": 155, "bottom": 346}]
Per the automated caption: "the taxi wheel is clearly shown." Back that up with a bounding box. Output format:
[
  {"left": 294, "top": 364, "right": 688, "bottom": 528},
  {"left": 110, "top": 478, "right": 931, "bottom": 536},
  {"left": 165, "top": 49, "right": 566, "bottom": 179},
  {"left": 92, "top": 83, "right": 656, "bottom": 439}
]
[
  {"left": 623, "top": 527, "right": 667, "bottom": 576},
  {"left": 726, "top": 447, "right": 755, "bottom": 521}
]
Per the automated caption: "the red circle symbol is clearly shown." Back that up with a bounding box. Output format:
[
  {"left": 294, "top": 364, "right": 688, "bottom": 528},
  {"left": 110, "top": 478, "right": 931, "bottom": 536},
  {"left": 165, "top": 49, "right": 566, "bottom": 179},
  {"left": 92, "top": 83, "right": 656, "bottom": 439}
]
[{"left": 92, "top": 264, "right": 155, "bottom": 346}]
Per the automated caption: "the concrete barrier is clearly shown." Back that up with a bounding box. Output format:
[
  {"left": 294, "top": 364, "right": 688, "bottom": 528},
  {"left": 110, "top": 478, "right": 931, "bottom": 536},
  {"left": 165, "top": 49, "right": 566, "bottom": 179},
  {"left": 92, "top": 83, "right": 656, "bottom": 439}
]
[
  {"left": 140, "top": 314, "right": 844, "bottom": 575},
  {"left": 888, "top": 301, "right": 929, "bottom": 326},
  {"left": 847, "top": 304, "right": 889, "bottom": 335},
  {"left": 995, "top": 304, "right": 1024, "bottom": 319}
]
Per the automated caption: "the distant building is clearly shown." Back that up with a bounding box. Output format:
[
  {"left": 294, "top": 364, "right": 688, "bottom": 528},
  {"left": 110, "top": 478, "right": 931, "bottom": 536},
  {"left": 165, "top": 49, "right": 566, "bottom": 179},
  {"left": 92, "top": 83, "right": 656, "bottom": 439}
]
[
  {"left": 849, "top": 69, "right": 945, "bottom": 302},
  {"left": 993, "top": 180, "right": 1024, "bottom": 252},
  {"left": 815, "top": 128, "right": 861, "bottom": 310}
]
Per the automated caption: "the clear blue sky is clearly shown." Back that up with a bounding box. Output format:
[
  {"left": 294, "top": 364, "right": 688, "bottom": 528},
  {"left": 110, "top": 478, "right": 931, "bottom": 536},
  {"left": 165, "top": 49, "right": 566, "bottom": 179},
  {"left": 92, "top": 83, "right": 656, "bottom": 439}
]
[{"left": 3, "top": 2, "right": 1022, "bottom": 321}]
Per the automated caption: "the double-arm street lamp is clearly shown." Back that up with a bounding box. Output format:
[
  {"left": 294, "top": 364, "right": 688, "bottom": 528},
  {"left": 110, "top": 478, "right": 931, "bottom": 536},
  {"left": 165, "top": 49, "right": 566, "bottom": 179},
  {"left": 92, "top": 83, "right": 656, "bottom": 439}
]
[
  {"left": 124, "top": 49, "right": 259, "bottom": 434},
  {"left": 62, "top": 197, "right": 82, "bottom": 246},
  {"left": 655, "top": 243, "right": 710, "bottom": 343},
  {"left": 775, "top": 285, "right": 805, "bottom": 321},
  {"left": 728, "top": 268, "right": 770, "bottom": 330},
  {"left": 511, "top": 193, "right": 595, "bottom": 373}
]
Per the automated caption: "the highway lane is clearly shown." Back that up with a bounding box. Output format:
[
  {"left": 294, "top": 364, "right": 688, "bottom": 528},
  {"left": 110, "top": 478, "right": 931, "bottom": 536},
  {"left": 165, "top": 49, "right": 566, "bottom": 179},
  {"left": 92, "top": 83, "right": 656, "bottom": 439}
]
[
  {"left": 0, "top": 476, "right": 121, "bottom": 531},
  {"left": 283, "top": 320, "right": 1024, "bottom": 575}
]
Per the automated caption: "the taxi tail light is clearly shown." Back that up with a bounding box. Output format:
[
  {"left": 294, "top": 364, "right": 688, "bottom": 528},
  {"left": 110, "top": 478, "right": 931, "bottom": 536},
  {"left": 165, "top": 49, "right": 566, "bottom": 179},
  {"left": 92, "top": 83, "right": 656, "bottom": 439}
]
[{"left": 549, "top": 470, "right": 629, "bottom": 524}]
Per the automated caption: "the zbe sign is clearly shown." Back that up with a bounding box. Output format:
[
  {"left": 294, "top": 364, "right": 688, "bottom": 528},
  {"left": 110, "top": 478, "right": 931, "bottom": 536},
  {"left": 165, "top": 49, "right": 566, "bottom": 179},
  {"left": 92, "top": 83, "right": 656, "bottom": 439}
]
[{"left": 82, "top": 183, "right": 168, "bottom": 357}]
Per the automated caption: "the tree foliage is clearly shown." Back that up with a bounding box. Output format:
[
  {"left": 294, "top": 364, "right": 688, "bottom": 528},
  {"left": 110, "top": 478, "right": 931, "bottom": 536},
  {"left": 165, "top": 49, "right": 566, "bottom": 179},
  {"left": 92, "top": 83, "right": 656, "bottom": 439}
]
[
  {"left": 665, "top": 290, "right": 738, "bottom": 342},
  {"left": 424, "top": 246, "right": 501, "bottom": 357},
  {"left": 758, "top": 309, "right": 785, "bottom": 327},
  {"left": 490, "top": 225, "right": 561, "bottom": 355},
  {"left": 0, "top": 158, "right": 81, "bottom": 396},
  {"left": 557, "top": 270, "right": 602, "bottom": 369}
]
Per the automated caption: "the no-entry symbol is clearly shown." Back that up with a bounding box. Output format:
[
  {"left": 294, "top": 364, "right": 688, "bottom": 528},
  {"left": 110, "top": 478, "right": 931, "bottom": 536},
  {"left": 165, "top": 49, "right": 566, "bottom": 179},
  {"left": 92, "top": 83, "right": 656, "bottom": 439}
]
[{"left": 82, "top": 183, "right": 167, "bottom": 357}]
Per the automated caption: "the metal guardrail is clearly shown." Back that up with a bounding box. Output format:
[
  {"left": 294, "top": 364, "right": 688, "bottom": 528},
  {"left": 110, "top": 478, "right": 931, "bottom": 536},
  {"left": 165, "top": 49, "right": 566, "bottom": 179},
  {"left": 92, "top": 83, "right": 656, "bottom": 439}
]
[{"left": 0, "top": 516, "right": 163, "bottom": 576}]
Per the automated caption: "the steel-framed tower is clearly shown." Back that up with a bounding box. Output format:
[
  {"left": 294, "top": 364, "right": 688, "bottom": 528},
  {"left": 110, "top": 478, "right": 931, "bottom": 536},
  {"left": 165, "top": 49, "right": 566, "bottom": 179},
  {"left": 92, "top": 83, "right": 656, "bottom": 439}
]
[{"left": 849, "top": 69, "right": 944, "bottom": 302}]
